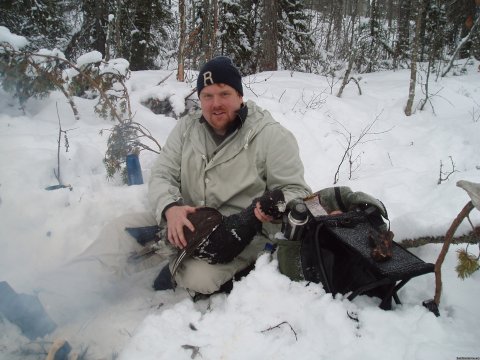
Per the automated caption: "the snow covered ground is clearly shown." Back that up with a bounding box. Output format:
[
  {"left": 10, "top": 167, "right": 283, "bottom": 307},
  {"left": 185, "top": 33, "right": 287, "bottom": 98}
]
[{"left": 1, "top": 55, "right": 479, "bottom": 359}]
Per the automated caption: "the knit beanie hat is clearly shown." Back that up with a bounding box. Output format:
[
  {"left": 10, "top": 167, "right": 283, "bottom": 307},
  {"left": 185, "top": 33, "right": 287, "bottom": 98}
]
[{"left": 197, "top": 56, "right": 243, "bottom": 96}]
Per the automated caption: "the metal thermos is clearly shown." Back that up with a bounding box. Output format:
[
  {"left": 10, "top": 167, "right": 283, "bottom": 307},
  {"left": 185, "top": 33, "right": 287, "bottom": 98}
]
[{"left": 284, "top": 201, "right": 309, "bottom": 241}]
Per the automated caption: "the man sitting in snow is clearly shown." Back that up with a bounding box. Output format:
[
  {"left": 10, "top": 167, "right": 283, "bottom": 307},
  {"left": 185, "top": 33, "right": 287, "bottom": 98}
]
[
  {"left": 147, "top": 56, "right": 310, "bottom": 295},
  {"left": 90, "top": 56, "right": 310, "bottom": 296}
]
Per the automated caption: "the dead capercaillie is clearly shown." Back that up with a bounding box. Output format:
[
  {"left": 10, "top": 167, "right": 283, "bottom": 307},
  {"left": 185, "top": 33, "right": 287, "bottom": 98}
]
[
  {"left": 369, "top": 229, "right": 394, "bottom": 262},
  {"left": 171, "top": 189, "right": 286, "bottom": 280}
]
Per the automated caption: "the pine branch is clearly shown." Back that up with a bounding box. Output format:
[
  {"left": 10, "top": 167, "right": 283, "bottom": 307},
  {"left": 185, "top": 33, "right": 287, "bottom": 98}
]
[{"left": 2, "top": 47, "right": 126, "bottom": 123}]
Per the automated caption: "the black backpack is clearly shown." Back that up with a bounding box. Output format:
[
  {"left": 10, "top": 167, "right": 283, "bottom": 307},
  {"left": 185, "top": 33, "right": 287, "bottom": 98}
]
[{"left": 277, "top": 187, "right": 434, "bottom": 310}]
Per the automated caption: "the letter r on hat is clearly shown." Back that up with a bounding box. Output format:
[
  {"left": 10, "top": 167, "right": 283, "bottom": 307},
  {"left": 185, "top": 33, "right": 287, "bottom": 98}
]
[{"left": 203, "top": 71, "right": 214, "bottom": 86}]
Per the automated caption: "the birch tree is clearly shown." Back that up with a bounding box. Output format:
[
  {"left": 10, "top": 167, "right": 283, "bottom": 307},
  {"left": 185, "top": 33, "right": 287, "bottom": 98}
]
[{"left": 405, "top": 0, "right": 425, "bottom": 116}]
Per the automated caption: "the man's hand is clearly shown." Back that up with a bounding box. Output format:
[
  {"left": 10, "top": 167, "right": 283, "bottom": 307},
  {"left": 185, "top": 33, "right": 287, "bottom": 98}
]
[
  {"left": 165, "top": 205, "right": 197, "bottom": 248},
  {"left": 254, "top": 189, "right": 286, "bottom": 222},
  {"left": 254, "top": 202, "right": 274, "bottom": 223}
]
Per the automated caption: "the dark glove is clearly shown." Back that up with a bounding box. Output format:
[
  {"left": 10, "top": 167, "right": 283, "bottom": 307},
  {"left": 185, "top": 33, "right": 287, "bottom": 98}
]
[{"left": 257, "top": 189, "right": 286, "bottom": 219}]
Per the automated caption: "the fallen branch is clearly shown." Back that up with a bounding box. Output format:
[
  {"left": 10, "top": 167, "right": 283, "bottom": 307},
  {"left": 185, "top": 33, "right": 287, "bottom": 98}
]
[{"left": 434, "top": 201, "right": 475, "bottom": 305}]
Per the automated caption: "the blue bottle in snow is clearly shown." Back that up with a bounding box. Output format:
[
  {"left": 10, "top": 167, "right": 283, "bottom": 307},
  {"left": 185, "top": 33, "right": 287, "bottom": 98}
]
[
  {"left": 126, "top": 153, "right": 144, "bottom": 185},
  {"left": 263, "top": 242, "right": 275, "bottom": 254},
  {"left": 260, "top": 242, "right": 275, "bottom": 261}
]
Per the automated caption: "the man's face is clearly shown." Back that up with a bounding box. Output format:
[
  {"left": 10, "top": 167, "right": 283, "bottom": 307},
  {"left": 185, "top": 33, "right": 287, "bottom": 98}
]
[{"left": 199, "top": 83, "right": 243, "bottom": 136}]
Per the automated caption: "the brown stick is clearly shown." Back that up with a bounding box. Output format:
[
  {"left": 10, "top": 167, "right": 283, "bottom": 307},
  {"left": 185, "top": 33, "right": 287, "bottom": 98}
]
[
  {"left": 434, "top": 201, "right": 474, "bottom": 305},
  {"left": 261, "top": 321, "right": 298, "bottom": 341}
]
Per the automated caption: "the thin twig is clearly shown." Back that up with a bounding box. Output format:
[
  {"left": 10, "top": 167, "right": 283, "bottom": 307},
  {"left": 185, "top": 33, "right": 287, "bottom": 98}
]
[
  {"left": 55, "top": 103, "right": 62, "bottom": 185},
  {"left": 261, "top": 321, "right": 298, "bottom": 341},
  {"left": 156, "top": 72, "right": 174, "bottom": 86},
  {"left": 333, "top": 110, "right": 392, "bottom": 183},
  {"left": 437, "top": 156, "right": 458, "bottom": 185},
  {"left": 181, "top": 344, "right": 202, "bottom": 359}
]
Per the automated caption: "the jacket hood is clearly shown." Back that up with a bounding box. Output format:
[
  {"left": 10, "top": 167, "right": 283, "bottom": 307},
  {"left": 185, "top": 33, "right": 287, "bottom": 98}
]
[{"left": 240, "top": 100, "right": 278, "bottom": 149}]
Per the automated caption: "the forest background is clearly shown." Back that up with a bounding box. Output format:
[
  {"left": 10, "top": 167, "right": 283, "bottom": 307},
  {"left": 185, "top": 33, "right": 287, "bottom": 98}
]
[
  {"left": 1, "top": 1, "right": 480, "bottom": 358},
  {"left": 2, "top": 0, "right": 479, "bottom": 83},
  {"left": 2, "top": 0, "right": 480, "bottom": 181}
]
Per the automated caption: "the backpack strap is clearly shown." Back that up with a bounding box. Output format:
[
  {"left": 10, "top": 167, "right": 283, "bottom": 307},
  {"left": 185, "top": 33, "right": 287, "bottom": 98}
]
[{"left": 334, "top": 187, "right": 348, "bottom": 213}]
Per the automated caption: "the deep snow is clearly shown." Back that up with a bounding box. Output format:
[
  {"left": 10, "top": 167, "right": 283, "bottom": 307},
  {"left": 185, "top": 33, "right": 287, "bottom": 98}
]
[{"left": 0, "top": 42, "right": 479, "bottom": 359}]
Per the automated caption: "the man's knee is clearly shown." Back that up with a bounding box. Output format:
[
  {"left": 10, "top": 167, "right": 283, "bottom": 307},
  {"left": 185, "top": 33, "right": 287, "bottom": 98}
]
[{"left": 172, "top": 258, "right": 244, "bottom": 294}]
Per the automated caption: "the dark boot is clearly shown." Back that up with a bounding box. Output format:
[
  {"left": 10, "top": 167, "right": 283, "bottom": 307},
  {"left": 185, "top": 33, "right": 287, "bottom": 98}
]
[{"left": 153, "top": 265, "right": 174, "bottom": 291}]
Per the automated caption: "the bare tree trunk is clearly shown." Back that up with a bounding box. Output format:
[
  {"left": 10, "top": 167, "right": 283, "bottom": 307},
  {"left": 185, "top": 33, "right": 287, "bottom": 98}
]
[
  {"left": 114, "top": 0, "right": 123, "bottom": 58},
  {"left": 333, "top": 0, "right": 344, "bottom": 37},
  {"left": 177, "top": 0, "right": 186, "bottom": 82},
  {"left": 337, "top": 0, "right": 358, "bottom": 98},
  {"left": 260, "top": 0, "right": 278, "bottom": 71},
  {"left": 404, "top": 0, "right": 423, "bottom": 116},
  {"left": 325, "top": 6, "right": 334, "bottom": 52},
  {"left": 386, "top": 0, "right": 394, "bottom": 29},
  {"left": 367, "top": 0, "right": 378, "bottom": 73},
  {"left": 105, "top": 11, "right": 113, "bottom": 61},
  {"left": 200, "top": 0, "right": 215, "bottom": 62},
  {"left": 394, "top": 0, "right": 411, "bottom": 68},
  {"left": 212, "top": 0, "right": 218, "bottom": 56},
  {"left": 94, "top": 1, "right": 107, "bottom": 57},
  {"left": 130, "top": 0, "right": 153, "bottom": 70}
]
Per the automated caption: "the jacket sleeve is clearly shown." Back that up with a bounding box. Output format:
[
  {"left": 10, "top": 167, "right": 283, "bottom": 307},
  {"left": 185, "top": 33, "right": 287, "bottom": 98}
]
[
  {"left": 263, "top": 123, "right": 312, "bottom": 204},
  {"left": 148, "top": 117, "right": 188, "bottom": 224}
]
